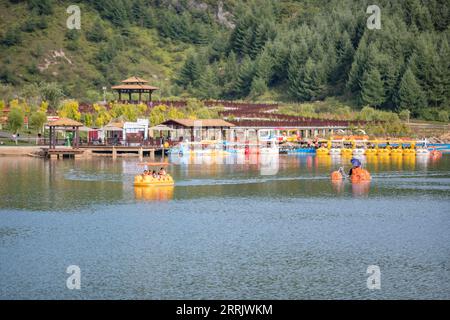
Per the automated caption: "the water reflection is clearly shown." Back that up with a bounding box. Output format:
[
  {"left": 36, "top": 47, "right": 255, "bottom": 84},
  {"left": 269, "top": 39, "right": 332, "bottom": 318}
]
[
  {"left": 0, "top": 157, "right": 124, "bottom": 210},
  {"left": 1, "top": 153, "right": 449, "bottom": 300},
  {"left": 331, "top": 180, "right": 345, "bottom": 194},
  {"left": 0, "top": 153, "right": 447, "bottom": 210},
  {"left": 351, "top": 181, "right": 371, "bottom": 197},
  {"left": 134, "top": 186, "right": 174, "bottom": 201}
]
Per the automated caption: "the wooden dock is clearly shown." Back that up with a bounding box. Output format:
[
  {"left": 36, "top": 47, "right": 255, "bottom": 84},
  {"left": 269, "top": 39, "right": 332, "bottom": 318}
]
[
  {"left": 43, "top": 148, "right": 85, "bottom": 159},
  {"left": 80, "top": 146, "right": 162, "bottom": 159},
  {"left": 41, "top": 146, "right": 162, "bottom": 159}
]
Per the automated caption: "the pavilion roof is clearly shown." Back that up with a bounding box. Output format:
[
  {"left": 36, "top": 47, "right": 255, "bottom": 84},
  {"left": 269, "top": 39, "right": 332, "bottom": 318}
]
[
  {"left": 162, "top": 119, "right": 235, "bottom": 128},
  {"left": 122, "top": 76, "right": 149, "bottom": 83},
  {"left": 111, "top": 84, "right": 159, "bottom": 91},
  {"left": 47, "top": 117, "right": 83, "bottom": 127}
]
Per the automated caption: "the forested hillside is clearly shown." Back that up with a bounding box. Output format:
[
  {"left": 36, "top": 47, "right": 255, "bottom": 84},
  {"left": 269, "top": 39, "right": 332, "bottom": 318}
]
[{"left": 0, "top": 0, "right": 449, "bottom": 120}]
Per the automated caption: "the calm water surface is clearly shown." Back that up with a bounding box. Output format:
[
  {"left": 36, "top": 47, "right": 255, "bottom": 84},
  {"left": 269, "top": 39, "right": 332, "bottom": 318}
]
[{"left": 0, "top": 154, "right": 449, "bottom": 299}]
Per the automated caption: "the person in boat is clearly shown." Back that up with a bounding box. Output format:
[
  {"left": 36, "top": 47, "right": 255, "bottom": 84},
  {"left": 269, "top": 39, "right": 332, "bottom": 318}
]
[
  {"left": 159, "top": 167, "right": 167, "bottom": 176},
  {"left": 152, "top": 170, "right": 158, "bottom": 178},
  {"left": 142, "top": 170, "right": 149, "bottom": 176},
  {"left": 348, "top": 158, "right": 361, "bottom": 177}
]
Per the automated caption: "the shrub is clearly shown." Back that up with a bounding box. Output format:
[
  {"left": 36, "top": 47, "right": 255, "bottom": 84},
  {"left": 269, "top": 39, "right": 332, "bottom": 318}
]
[
  {"left": 29, "top": 111, "right": 47, "bottom": 132},
  {"left": 58, "top": 100, "right": 81, "bottom": 120},
  {"left": 1, "top": 27, "right": 22, "bottom": 46},
  {"left": 7, "top": 107, "right": 24, "bottom": 133},
  {"left": 438, "top": 110, "right": 449, "bottom": 123},
  {"left": 399, "top": 109, "right": 411, "bottom": 122}
]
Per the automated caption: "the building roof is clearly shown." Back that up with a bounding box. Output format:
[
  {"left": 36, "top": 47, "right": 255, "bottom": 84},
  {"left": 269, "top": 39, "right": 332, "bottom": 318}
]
[
  {"left": 162, "top": 119, "right": 235, "bottom": 128},
  {"left": 104, "top": 121, "right": 124, "bottom": 129},
  {"left": 122, "top": 76, "right": 149, "bottom": 83},
  {"left": 149, "top": 124, "right": 175, "bottom": 131},
  {"left": 111, "top": 84, "right": 159, "bottom": 91},
  {"left": 101, "top": 125, "right": 123, "bottom": 132},
  {"left": 47, "top": 117, "right": 83, "bottom": 127}
]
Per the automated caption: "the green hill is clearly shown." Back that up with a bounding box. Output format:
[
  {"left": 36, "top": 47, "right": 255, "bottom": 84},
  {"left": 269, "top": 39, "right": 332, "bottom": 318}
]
[{"left": 0, "top": 0, "right": 449, "bottom": 121}]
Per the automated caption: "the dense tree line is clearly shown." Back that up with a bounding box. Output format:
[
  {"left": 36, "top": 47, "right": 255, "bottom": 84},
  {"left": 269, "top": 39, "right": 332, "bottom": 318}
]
[
  {"left": 173, "top": 0, "right": 450, "bottom": 119},
  {"left": 0, "top": 0, "right": 449, "bottom": 121}
]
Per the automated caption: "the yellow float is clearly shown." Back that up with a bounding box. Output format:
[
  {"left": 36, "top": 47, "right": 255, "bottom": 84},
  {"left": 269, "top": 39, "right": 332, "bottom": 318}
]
[
  {"left": 134, "top": 162, "right": 175, "bottom": 187},
  {"left": 134, "top": 174, "right": 174, "bottom": 187}
]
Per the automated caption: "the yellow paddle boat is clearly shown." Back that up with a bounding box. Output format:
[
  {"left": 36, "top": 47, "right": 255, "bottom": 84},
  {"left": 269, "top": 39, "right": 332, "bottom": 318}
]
[
  {"left": 134, "top": 175, "right": 174, "bottom": 187},
  {"left": 316, "top": 147, "right": 329, "bottom": 155},
  {"left": 341, "top": 148, "right": 353, "bottom": 157},
  {"left": 134, "top": 162, "right": 175, "bottom": 187},
  {"left": 390, "top": 148, "right": 403, "bottom": 156},
  {"left": 365, "top": 148, "right": 377, "bottom": 155},
  {"left": 376, "top": 148, "right": 390, "bottom": 156},
  {"left": 403, "top": 148, "right": 416, "bottom": 155}
]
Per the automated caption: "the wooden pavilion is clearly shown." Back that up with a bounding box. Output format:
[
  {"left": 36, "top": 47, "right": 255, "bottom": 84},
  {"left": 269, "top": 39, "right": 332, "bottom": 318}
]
[
  {"left": 162, "top": 119, "right": 235, "bottom": 142},
  {"left": 111, "top": 76, "right": 159, "bottom": 103},
  {"left": 47, "top": 117, "right": 83, "bottom": 149}
]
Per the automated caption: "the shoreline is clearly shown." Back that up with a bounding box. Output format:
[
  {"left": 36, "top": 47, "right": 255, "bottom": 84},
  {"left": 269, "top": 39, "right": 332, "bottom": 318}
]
[
  {"left": 0, "top": 146, "right": 42, "bottom": 156},
  {"left": 1, "top": 143, "right": 450, "bottom": 157}
]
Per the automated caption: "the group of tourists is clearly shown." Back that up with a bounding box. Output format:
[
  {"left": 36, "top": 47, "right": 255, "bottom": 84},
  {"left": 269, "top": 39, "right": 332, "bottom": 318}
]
[{"left": 142, "top": 167, "right": 167, "bottom": 179}]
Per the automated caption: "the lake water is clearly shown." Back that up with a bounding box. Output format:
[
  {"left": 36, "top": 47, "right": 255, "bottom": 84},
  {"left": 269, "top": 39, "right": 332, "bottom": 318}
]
[{"left": 0, "top": 154, "right": 449, "bottom": 299}]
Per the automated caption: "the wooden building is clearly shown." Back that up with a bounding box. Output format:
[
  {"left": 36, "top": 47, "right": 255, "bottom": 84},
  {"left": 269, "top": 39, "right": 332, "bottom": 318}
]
[
  {"left": 162, "top": 119, "right": 235, "bottom": 142},
  {"left": 111, "top": 76, "right": 159, "bottom": 103}
]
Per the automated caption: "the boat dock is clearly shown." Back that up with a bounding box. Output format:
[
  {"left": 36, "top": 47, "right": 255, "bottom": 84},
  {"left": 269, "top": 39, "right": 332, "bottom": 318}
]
[
  {"left": 80, "top": 146, "right": 162, "bottom": 158},
  {"left": 40, "top": 146, "right": 164, "bottom": 159}
]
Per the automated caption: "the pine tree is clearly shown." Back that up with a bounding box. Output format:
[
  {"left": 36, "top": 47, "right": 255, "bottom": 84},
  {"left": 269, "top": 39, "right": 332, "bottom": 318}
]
[
  {"left": 177, "top": 54, "right": 201, "bottom": 88},
  {"left": 249, "top": 77, "right": 268, "bottom": 100},
  {"left": 233, "top": 56, "right": 255, "bottom": 98},
  {"left": 398, "top": 68, "right": 427, "bottom": 115},
  {"left": 221, "top": 52, "right": 239, "bottom": 98},
  {"left": 360, "top": 68, "right": 385, "bottom": 107},
  {"left": 87, "top": 20, "right": 106, "bottom": 42},
  {"left": 347, "top": 41, "right": 377, "bottom": 95},
  {"left": 409, "top": 36, "right": 434, "bottom": 101},
  {"left": 378, "top": 54, "right": 402, "bottom": 111},
  {"left": 428, "top": 42, "right": 449, "bottom": 107},
  {"left": 254, "top": 49, "right": 274, "bottom": 83},
  {"left": 28, "top": 0, "right": 54, "bottom": 15},
  {"left": 287, "top": 45, "right": 307, "bottom": 100},
  {"left": 289, "top": 58, "right": 323, "bottom": 101},
  {"left": 332, "top": 31, "right": 354, "bottom": 83},
  {"left": 196, "top": 66, "right": 221, "bottom": 99},
  {"left": 230, "top": 12, "right": 252, "bottom": 56},
  {"left": 98, "top": 0, "right": 130, "bottom": 27}
]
